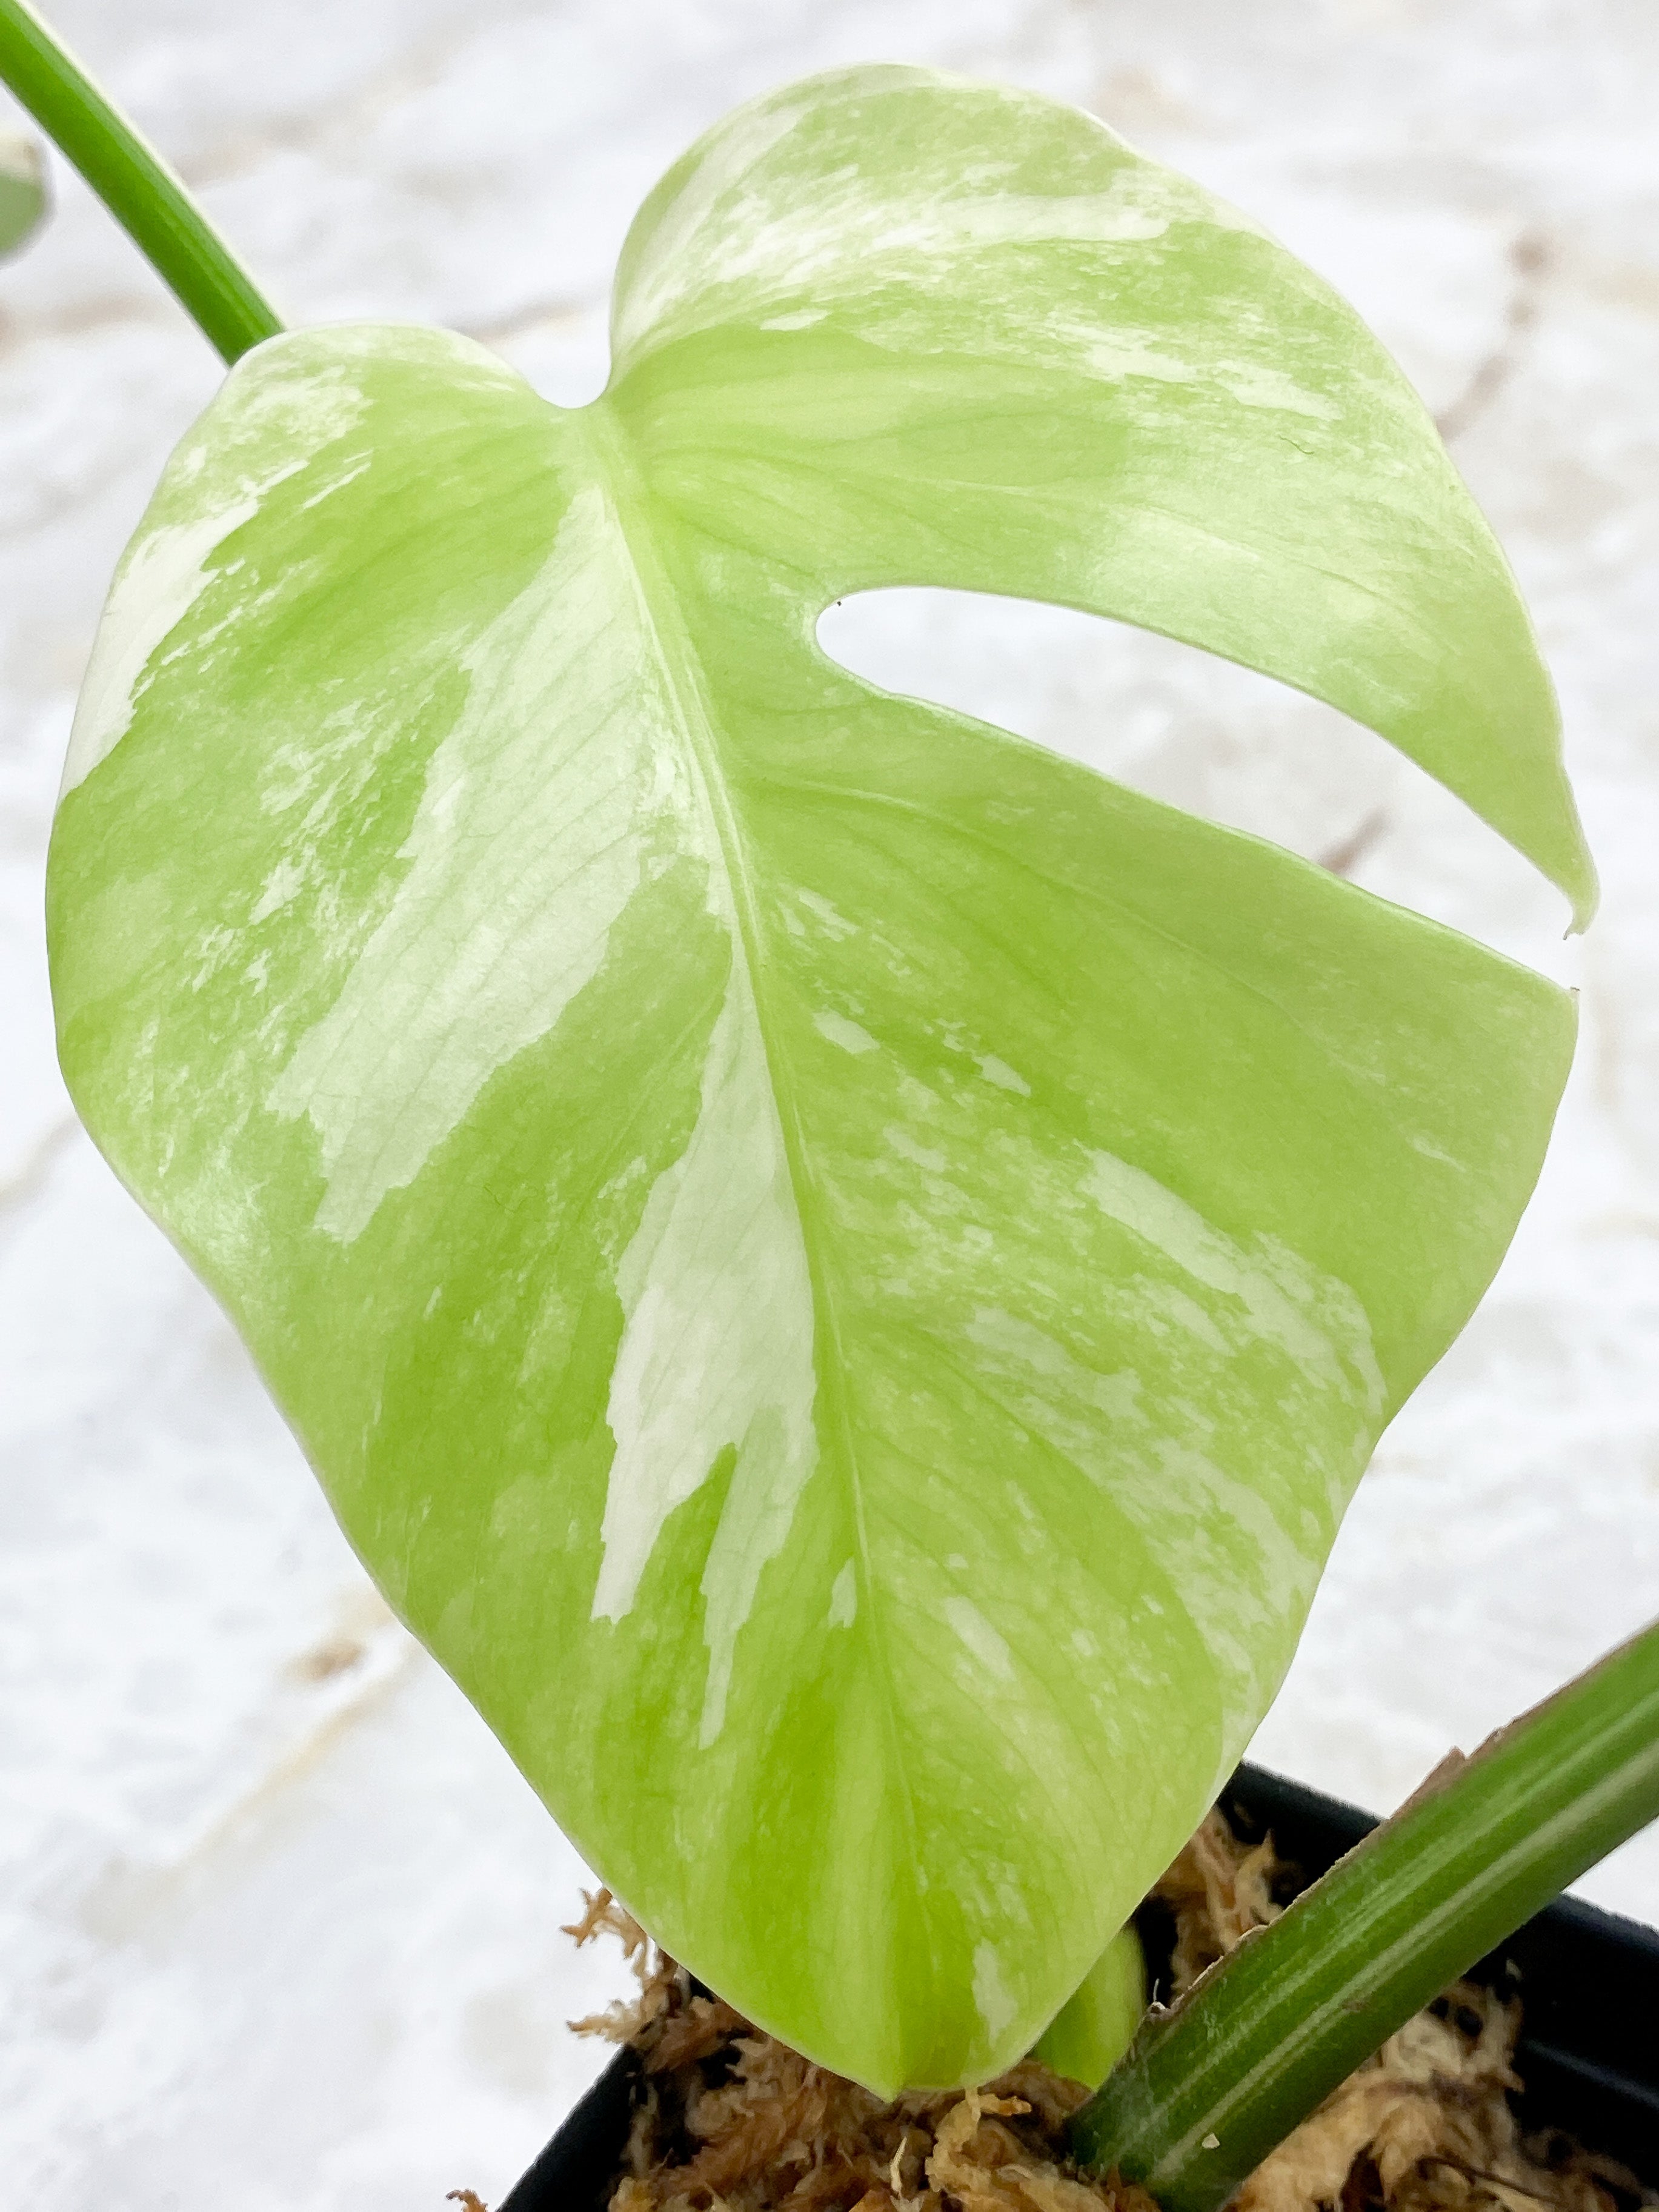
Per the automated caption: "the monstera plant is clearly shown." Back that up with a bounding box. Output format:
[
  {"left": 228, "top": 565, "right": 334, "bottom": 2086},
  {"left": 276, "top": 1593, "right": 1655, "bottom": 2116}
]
[{"left": 13, "top": 4, "right": 1657, "bottom": 2182}]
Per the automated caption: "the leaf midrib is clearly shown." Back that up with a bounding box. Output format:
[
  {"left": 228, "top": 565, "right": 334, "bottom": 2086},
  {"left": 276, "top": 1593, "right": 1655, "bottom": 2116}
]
[{"left": 582, "top": 399, "right": 928, "bottom": 2011}]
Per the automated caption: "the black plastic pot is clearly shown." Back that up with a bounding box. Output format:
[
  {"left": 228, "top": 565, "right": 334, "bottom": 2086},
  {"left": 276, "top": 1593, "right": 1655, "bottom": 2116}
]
[{"left": 500, "top": 1762, "right": 1659, "bottom": 2210}]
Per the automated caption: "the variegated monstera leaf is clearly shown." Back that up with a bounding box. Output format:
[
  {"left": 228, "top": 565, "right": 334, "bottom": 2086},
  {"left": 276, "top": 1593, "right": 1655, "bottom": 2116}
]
[{"left": 48, "top": 67, "right": 1592, "bottom": 2091}]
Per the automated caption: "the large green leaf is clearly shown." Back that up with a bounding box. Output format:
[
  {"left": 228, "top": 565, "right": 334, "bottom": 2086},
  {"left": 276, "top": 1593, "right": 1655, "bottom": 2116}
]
[{"left": 47, "top": 66, "right": 1591, "bottom": 2093}]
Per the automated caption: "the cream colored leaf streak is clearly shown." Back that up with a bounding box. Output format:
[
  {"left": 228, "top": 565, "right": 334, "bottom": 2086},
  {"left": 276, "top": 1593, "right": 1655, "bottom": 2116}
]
[
  {"left": 64, "top": 356, "right": 370, "bottom": 798},
  {"left": 611, "top": 73, "right": 1243, "bottom": 374},
  {"left": 1085, "top": 1149, "right": 1384, "bottom": 1412},
  {"left": 562, "top": 439, "right": 822, "bottom": 1748},
  {"left": 270, "top": 487, "right": 675, "bottom": 1240},
  {"left": 63, "top": 503, "right": 264, "bottom": 799},
  {"left": 594, "top": 985, "right": 819, "bottom": 1739}
]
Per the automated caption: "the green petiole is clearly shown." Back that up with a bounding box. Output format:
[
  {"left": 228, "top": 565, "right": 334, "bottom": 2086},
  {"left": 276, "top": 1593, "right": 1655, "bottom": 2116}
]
[
  {"left": 0, "top": 0, "right": 279, "bottom": 361},
  {"left": 1071, "top": 1617, "right": 1659, "bottom": 2210}
]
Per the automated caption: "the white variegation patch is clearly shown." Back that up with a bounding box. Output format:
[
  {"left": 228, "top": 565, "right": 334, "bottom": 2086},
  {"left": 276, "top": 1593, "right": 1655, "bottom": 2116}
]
[
  {"left": 594, "top": 981, "right": 818, "bottom": 1744},
  {"left": 972, "top": 1940, "right": 1019, "bottom": 2042},
  {"left": 960, "top": 1300, "right": 1334, "bottom": 1735},
  {"left": 976, "top": 1054, "right": 1029, "bottom": 1095},
  {"left": 814, "top": 1009, "right": 879, "bottom": 1055},
  {"left": 612, "top": 82, "right": 816, "bottom": 357},
  {"left": 828, "top": 1559, "right": 858, "bottom": 1627},
  {"left": 612, "top": 70, "right": 1249, "bottom": 376},
  {"left": 953, "top": 1139, "right": 1384, "bottom": 1738},
  {"left": 62, "top": 357, "right": 373, "bottom": 798},
  {"left": 1084, "top": 1149, "right": 1384, "bottom": 1411},
  {"left": 942, "top": 1594, "right": 1016, "bottom": 1684},
  {"left": 64, "top": 503, "right": 264, "bottom": 799},
  {"left": 270, "top": 485, "right": 682, "bottom": 1240},
  {"left": 852, "top": 306, "right": 1342, "bottom": 423}
]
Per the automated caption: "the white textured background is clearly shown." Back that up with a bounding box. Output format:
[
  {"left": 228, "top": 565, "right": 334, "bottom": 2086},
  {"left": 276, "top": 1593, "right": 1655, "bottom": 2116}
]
[{"left": 3, "top": 2, "right": 1657, "bottom": 2204}]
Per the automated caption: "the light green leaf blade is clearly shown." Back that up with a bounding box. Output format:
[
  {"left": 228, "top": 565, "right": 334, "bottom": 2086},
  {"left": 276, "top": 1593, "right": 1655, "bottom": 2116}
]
[
  {"left": 48, "top": 68, "right": 1585, "bottom": 2094},
  {"left": 1033, "top": 1923, "right": 1146, "bottom": 2090},
  {"left": 0, "top": 127, "right": 45, "bottom": 256}
]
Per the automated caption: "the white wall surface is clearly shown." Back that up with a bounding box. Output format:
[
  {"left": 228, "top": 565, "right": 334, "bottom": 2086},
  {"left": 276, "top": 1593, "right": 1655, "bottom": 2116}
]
[{"left": 3, "top": 1, "right": 1657, "bottom": 2203}]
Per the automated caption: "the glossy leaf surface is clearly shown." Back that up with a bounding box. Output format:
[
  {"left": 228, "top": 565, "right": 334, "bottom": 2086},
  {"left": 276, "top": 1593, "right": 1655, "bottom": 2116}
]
[{"left": 47, "top": 68, "right": 1589, "bottom": 2091}]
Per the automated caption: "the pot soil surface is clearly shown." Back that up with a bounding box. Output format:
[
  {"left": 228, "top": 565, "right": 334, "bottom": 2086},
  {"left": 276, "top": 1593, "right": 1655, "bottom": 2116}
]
[{"left": 475, "top": 1807, "right": 1655, "bottom": 2212}]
